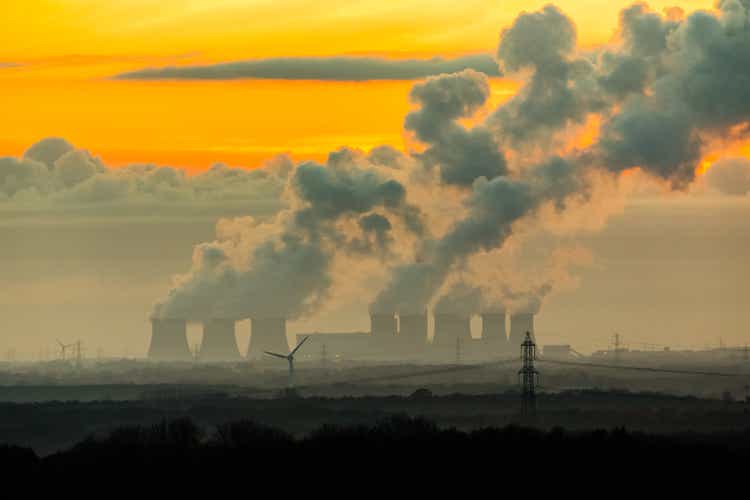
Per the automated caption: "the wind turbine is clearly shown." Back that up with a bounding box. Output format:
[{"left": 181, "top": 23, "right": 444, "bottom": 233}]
[
  {"left": 57, "top": 340, "right": 72, "bottom": 361},
  {"left": 264, "top": 336, "right": 310, "bottom": 394}
]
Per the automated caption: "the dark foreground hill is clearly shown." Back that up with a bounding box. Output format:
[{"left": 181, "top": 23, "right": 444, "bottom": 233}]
[
  {"left": 2, "top": 388, "right": 749, "bottom": 455},
  {"left": 4, "top": 416, "right": 750, "bottom": 479}
]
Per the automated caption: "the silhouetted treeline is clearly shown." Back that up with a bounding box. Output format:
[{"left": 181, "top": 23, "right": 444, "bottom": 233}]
[{"left": 5, "top": 416, "right": 750, "bottom": 477}]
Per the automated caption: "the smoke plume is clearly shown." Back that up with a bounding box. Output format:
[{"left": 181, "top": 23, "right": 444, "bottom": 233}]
[{"left": 7, "top": 3, "right": 749, "bottom": 325}]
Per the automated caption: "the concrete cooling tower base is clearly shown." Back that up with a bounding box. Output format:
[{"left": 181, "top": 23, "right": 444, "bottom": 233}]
[
  {"left": 398, "top": 313, "right": 428, "bottom": 351},
  {"left": 248, "top": 317, "right": 290, "bottom": 359},
  {"left": 370, "top": 313, "right": 397, "bottom": 338},
  {"left": 432, "top": 313, "right": 472, "bottom": 347},
  {"left": 149, "top": 319, "right": 192, "bottom": 361},
  {"left": 509, "top": 313, "right": 535, "bottom": 349},
  {"left": 200, "top": 319, "right": 241, "bottom": 362},
  {"left": 481, "top": 312, "right": 509, "bottom": 347}
]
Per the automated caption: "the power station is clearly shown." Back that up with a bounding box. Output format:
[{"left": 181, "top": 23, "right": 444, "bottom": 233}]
[
  {"left": 148, "top": 318, "right": 192, "bottom": 361},
  {"left": 148, "top": 310, "right": 536, "bottom": 362}
]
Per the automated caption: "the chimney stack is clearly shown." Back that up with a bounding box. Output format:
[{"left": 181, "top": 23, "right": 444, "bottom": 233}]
[
  {"left": 148, "top": 318, "right": 191, "bottom": 361},
  {"left": 247, "top": 317, "right": 289, "bottom": 360},
  {"left": 200, "top": 319, "right": 241, "bottom": 362}
]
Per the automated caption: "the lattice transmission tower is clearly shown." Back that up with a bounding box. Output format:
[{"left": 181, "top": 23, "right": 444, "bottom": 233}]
[{"left": 518, "top": 332, "right": 539, "bottom": 418}]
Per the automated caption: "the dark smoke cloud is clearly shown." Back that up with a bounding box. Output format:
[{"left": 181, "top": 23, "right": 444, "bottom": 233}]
[
  {"left": 491, "top": 5, "right": 606, "bottom": 146},
  {"left": 405, "top": 69, "right": 507, "bottom": 186},
  {"left": 595, "top": 1, "right": 750, "bottom": 185},
  {"left": 115, "top": 55, "right": 501, "bottom": 81}
]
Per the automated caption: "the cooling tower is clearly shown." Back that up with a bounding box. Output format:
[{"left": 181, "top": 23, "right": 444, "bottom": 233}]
[
  {"left": 432, "top": 313, "right": 472, "bottom": 346},
  {"left": 200, "top": 319, "right": 241, "bottom": 362},
  {"left": 481, "top": 313, "right": 507, "bottom": 343},
  {"left": 399, "top": 312, "right": 428, "bottom": 348},
  {"left": 509, "top": 313, "right": 535, "bottom": 348},
  {"left": 148, "top": 318, "right": 191, "bottom": 361},
  {"left": 370, "top": 313, "right": 397, "bottom": 337},
  {"left": 247, "top": 317, "right": 290, "bottom": 360}
]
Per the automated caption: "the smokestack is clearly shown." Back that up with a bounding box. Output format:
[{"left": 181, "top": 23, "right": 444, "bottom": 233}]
[
  {"left": 148, "top": 318, "right": 191, "bottom": 361},
  {"left": 481, "top": 313, "right": 507, "bottom": 343},
  {"left": 509, "top": 313, "right": 535, "bottom": 348},
  {"left": 247, "top": 317, "right": 289, "bottom": 360},
  {"left": 399, "top": 312, "right": 428, "bottom": 348},
  {"left": 200, "top": 319, "right": 241, "bottom": 362},
  {"left": 370, "top": 313, "right": 397, "bottom": 337},
  {"left": 432, "top": 313, "right": 471, "bottom": 347}
]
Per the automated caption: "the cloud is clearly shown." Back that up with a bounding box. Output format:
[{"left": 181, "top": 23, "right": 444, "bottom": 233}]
[
  {"left": 405, "top": 69, "right": 508, "bottom": 187},
  {"left": 154, "top": 151, "right": 424, "bottom": 320},
  {"left": 0, "top": 138, "right": 291, "bottom": 214},
  {"left": 114, "top": 54, "right": 501, "bottom": 81},
  {"left": 434, "top": 281, "right": 482, "bottom": 315},
  {"left": 705, "top": 157, "right": 750, "bottom": 196},
  {"left": 23, "top": 137, "right": 75, "bottom": 169},
  {"left": 490, "top": 5, "right": 607, "bottom": 147}
]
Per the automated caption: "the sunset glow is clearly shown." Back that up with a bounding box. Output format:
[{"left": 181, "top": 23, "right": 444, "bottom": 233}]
[{"left": 0, "top": 0, "right": 716, "bottom": 169}]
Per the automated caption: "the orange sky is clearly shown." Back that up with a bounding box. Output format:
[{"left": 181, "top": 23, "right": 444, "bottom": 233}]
[{"left": 0, "top": 0, "right": 715, "bottom": 170}]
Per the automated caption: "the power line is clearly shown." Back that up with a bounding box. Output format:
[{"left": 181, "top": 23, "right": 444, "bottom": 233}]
[{"left": 538, "top": 358, "right": 745, "bottom": 378}]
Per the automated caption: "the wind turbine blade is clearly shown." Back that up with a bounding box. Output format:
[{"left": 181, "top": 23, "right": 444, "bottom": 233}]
[
  {"left": 290, "top": 336, "right": 310, "bottom": 356},
  {"left": 264, "top": 351, "right": 289, "bottom": 360}
]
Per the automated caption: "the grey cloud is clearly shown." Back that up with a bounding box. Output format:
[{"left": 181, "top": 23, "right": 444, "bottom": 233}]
[
  {"left": 367, "top": 145, "right": 407, "bottom": 168},
  {"left": 598, "top": 93, "right": 701, "bottom": 186},
  {"left": 115, "top": 54, "right": 501, "bottom": 81},
  {"left": 0, "top": 157, "right": 54, "bottom": 199},
  {"left": 434, "top": 282, "right": 482, "bottom": 315},
  {"left": 618, "top": 3, "right": 676, "bottom": 58},
  {"left": 594, "top": 1, "right": 750, "bottom": 185},
  {"left": 23, "top": 138, "right": 75, "bottom": 169},
  {"left": 491, "top": 5, "right": 607, "bottom": 146},
  {"left": 55, "top": 150, "right": 102, "bottom": 188},
  {"left": 1, "top": 138, "right": 292, "bottom": 210},
  {"left": 372, "top": 174, "right": 537, "bottom": 313},
  {"left": 503, "top": 283, "right": 553, "bottom": 314},
  {"left": 405, "top": 70, "right": 508, "bottom": 187}
]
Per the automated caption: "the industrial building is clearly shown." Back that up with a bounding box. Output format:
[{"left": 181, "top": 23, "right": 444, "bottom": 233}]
[{"left": 148, "top": 311, "right": 537, "bottom": 363}]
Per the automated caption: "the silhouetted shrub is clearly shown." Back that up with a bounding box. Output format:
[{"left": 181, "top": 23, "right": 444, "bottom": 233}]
[{"left": 211, "top": 419, "right": 293, "bottom": 449}]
